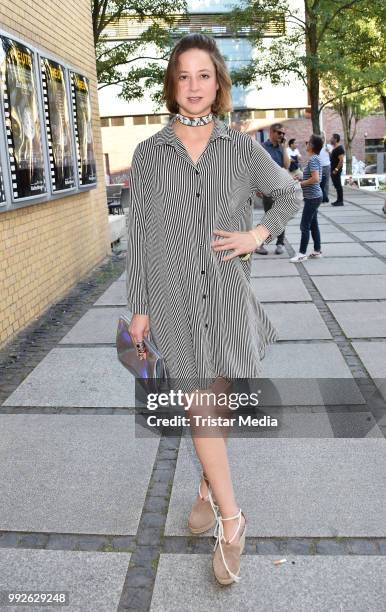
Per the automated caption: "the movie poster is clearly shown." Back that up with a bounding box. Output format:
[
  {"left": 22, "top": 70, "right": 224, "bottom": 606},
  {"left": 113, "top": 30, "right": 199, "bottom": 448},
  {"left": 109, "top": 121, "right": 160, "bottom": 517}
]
[
  {"left": 40, "top": 58, "right": 75, "bottom": 191},
  {"left": 70, "top": 72, "right": 96, "bottom": 185},
  {"left": 0, "top": 36, "right": 46, "bottom": 199},
  {"left": 0, "top": 161, "right": 5, "bottom": 204}
]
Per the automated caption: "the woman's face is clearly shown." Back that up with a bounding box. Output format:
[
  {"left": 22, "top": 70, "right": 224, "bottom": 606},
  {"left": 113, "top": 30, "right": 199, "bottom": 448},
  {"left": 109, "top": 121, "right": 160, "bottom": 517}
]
[{"left": 174, "top": 48, "right": 219, "bottom": 118}]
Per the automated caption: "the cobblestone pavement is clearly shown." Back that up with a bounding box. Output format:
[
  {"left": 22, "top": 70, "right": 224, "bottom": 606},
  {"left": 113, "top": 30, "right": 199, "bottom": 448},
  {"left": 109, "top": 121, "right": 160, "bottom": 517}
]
[{"left": 0, "top": 187, "right": 385, "bottom": 611}]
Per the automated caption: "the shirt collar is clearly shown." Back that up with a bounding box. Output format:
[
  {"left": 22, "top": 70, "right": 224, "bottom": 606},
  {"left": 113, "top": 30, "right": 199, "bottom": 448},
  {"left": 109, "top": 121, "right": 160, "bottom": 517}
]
[{"left": 154, "top": 114, "right": 231, "bottom": 147}]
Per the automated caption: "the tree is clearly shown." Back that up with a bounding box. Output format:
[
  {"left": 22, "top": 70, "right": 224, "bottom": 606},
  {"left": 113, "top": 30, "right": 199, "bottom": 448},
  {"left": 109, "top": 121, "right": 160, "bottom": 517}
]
[
  {"left": 92, "top": 0, "right": 186, "bottom": 105},
  {"left": 329, "top": 93, "right": 379, "bottom": 173},
  {"left": 321, "top": 13, "right": 386, "bottom": 171},
  {"left": 223, "top": 0, "right": 386, "bottom": 133}
]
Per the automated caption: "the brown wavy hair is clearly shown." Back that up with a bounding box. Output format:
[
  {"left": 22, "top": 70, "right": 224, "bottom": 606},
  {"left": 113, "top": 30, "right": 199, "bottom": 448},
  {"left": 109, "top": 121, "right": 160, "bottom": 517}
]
[{"left": 163, "top": 34, "right": 233, "bottom": 116}]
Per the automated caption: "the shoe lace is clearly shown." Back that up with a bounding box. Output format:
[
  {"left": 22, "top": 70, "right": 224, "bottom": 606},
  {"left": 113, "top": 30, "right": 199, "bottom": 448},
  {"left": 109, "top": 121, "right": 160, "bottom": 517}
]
[
  {"left": 200, "top": 475, "right": 243, "bottom": 583},
  {"left": 212, "top": 504, "right": 243, "bottom": 583}
]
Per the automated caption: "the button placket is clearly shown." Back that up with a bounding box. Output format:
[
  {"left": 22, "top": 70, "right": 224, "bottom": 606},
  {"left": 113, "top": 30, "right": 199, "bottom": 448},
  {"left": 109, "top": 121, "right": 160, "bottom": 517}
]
[
  {"left": 195, "top": 169, "right": 206, "bottom": 248},
  {"left": 197, "top": 169, "right": 209, "bottom": 332}
]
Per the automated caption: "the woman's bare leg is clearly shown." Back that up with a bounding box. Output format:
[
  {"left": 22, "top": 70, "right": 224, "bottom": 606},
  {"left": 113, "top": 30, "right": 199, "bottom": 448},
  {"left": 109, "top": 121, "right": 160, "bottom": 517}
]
[{"left": 187, "top": 377, "right": 245, "bottom": 542}]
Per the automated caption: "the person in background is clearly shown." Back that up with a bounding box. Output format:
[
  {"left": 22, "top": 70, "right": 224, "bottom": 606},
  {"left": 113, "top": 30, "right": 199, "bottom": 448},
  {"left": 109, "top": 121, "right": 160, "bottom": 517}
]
[
  {"left": 290, "top": 134, "right": 324, "bottom": 262},
  {"left": 256, "top": 123, "right": 291, "bottom": 255},
  {"left": 383, "top": 198, "right": 386, "bottom": 215},
  {"left": 319, "top": 133, "right": 331, "bottom": 203},
  {"left": 330, "top": 133, "right": 345, "bottom": 206},
  {"left": 287, "top": 138, "right": 303, "bottom": 180}
]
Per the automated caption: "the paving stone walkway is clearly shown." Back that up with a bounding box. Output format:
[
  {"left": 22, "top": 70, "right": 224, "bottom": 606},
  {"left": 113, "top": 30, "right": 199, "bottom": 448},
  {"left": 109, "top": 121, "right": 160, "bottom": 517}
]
[{"left": 0, "top": 186, "right": 385, "bottom": 611}]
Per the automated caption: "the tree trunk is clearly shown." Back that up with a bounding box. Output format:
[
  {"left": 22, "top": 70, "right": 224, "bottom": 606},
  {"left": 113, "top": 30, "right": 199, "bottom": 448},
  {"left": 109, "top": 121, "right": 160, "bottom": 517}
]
[
  {"left": 380, "top": 93, "right": 386, "bottom": 120},
  {"left": 304, "top": 2, "right": 320, "bottom": 134},
  {"left": 309, "top": 69, "right": 320, "bottom": 134},
  {"left": 345, "top": 144, "right": 352, "bottom": 175},
  {"left": 341, "top": 114, "right": 352, "bottom": 174},
  {"left": 339, "top": 100, "right": 358, "bottom": 175}
]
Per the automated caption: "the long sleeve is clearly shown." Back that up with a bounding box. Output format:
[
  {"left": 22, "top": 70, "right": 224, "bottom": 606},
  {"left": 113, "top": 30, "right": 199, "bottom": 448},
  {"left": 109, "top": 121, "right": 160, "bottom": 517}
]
[
  {"left": 125, "top": 145, "right": 149, "bottom": 315},
  {"left": 249, "top": 138, "right": 303, "bottom": 244}
]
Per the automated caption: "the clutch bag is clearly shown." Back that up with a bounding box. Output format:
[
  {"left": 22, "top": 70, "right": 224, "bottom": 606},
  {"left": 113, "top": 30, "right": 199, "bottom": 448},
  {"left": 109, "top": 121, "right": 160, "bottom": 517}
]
[{"left": 116, "top": 312, "right": 168, "bottom": 394}]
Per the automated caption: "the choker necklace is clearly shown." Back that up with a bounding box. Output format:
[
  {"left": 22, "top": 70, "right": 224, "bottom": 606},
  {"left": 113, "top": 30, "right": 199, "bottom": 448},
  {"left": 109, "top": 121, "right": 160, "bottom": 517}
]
[{"left": 175, "top": 111, "right": 213, "bottom": 127}]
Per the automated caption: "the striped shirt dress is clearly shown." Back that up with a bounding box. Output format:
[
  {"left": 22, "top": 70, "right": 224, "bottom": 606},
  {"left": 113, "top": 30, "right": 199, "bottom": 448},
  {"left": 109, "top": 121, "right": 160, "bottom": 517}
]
[{"left": 126, "top": 114, "right": 303, "bottom": 391}]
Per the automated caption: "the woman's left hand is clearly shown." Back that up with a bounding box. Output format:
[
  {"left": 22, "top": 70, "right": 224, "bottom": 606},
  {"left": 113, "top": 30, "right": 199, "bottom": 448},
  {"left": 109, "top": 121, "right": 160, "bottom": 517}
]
[{"left": 211, "top": 229, "right": 257, "bottom": 261}]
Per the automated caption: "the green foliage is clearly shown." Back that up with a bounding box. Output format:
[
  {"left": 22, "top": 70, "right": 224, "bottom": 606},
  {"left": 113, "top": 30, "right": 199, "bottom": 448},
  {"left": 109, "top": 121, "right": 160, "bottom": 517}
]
[
  {"left": 92, "top": 0, "right": 386, "bottom": 122},
  {"left": 93, "top": 0, "right": 187, "bottom": 102},
  {"left": 323, "top": 13, "right": 386, "bottom": 111},
  {"left": 224, "top": 0, "right": 386, "bottom": 131},
  {"left": 320, "top": 5, "right": 385, "bottom": 169}
]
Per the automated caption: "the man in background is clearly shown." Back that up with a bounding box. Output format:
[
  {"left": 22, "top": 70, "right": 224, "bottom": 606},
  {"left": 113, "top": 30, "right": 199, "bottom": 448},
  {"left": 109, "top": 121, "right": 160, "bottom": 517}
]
[
  {"left": 330, "top": 133, "right": 345, "bottom": 206},
  {"left": 319, "top": 133, "right": 331, "bottom": 203},
  {"left": 257, "top": 123, "right": 291, "bottom": 255}
]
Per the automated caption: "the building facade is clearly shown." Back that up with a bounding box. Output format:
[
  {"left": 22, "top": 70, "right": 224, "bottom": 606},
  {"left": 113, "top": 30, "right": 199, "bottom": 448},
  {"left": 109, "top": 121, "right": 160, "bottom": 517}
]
[
  {"left": 0, "top": 0, "right": 110, "bottom": 349},
  {"left": 98, "top": 0, "right": 309, "bottom": 182},
  {"left": 99, "top": 1, "right": 384, "bottom": 182}
]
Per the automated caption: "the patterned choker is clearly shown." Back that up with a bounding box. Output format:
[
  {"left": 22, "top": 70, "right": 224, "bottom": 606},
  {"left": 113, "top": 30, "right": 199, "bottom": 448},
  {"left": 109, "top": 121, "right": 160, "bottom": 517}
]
[{"left": 175, "top": 111, "right": 213, "bottom": 126}]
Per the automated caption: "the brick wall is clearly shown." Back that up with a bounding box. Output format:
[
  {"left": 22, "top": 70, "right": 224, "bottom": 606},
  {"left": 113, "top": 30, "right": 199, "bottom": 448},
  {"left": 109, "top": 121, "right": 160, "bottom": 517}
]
[
  {"left": 0, "top": 1, "right": 110, "bottom": 349},
  {"left": 101, "top": 106, "right": 385, "bottom": 181},
  {"left": 323, "top": 108, "right": 386, "bottom": 163}
]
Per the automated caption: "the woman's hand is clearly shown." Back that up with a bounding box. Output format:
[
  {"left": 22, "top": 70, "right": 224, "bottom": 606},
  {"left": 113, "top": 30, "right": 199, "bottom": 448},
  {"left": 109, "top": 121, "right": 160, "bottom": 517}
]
[
  {"left": 129, "top": 314, "right": 150, "bottom": 360},
  {"left": 211, "top": 229, "right": 262, "bottom": 262}
]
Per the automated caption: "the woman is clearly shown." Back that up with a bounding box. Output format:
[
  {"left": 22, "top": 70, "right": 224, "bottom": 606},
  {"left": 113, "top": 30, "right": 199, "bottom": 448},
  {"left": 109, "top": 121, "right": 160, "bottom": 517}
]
[
  {"left": 126, "top": 33, "right": 302, "bottom": 585},
  {"left": 290, "top": 135, "right": 324, "bottom": 262}
]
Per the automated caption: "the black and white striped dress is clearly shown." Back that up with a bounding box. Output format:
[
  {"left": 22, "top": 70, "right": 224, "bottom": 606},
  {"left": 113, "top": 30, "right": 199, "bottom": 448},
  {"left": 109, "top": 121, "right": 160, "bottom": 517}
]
[{"left": 126, "top": 114, "right": 302, "bottom": 388}]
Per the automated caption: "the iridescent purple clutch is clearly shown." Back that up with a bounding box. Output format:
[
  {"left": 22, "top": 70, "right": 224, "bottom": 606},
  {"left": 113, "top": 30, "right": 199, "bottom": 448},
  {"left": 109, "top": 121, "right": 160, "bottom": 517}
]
[{"left": 116, "top": 313, "right": 167, "bottom": 393}]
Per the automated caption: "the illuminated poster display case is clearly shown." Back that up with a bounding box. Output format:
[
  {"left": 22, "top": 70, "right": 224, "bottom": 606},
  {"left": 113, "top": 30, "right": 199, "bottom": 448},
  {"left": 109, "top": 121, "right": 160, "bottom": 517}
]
[
  {"left": 0, "top": 29, "right": 97, "bottom": 212},
  {"left": 0, "top": 36, "right": 46, "bottom": 199},
  {"left": 40, "top": 57, "right": 76, "bottom": 192},
  {"left": 0, "top": 160, "right": 5, "bottom": 204},
  {"left": 70, "top": 72, "right": 97, "bottom": 186}
]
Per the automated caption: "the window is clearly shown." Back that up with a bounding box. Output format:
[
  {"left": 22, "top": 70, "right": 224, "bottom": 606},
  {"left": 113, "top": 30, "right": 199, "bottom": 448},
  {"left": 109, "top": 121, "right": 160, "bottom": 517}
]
[
  {"left": 100, "top": 117, "right": 110, "bottom": 127},
  {"left": 253, "top": 110, "right": 266, "bottom": 119},
  {"left": 274, "top": 109, "right": 287, "bottom": 118},
  {"left": 365, "top": 138, "right": 385, "bottom": 166},
  {"left": 148, "top": 115, "right": 161, "bottom": 124},
  {"left": 110, "top": 116, "right": 125, "bottom": 126},
  {"left": 133, "top": 115, "right": 146, "bottom": 125},
  {"left": 101, "top": 13, "right": 286, "bottom": 41},
  {"left": 104, "top": 153, "right": 110, "bottom": 177},
  {"left": 231, "top": 110, "right": 252, "bottom": 123}
]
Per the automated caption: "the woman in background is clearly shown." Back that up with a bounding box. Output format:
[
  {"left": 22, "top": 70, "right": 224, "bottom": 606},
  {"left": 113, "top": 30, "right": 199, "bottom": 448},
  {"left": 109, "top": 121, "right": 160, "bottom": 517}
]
[{"left": 290, "top": 135, "right": 324, "bottom": 262}]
